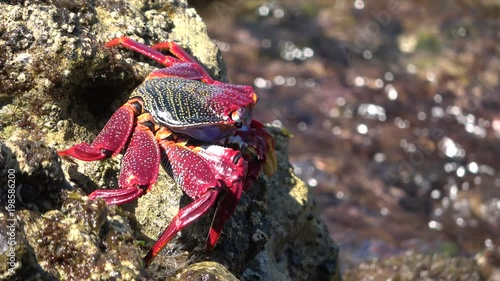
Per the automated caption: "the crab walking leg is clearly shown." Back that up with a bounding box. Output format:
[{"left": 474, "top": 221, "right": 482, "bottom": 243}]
[
  {"left": 89, "top": 114, "right": 161, "bottom": 205},
  {"left": 152, "top": 41, "right": 201, "bottom": 65},
  {"left": 207, "top": 179, "right": 243, "bottom": 249},
  {"left": 185, "top": 145, "right": 247, "bottom": 249},
  {"left": 144, "top": 131, "right": 247, "bottom": 264},
  {"left": 151, "top": 41, "right": 215, "bottom": 84},
  {"left": 144, "top": 188, "right": 219, "bottom": 266},
  {"left": 58, "top": 102, "right": 137, "bottom": 160},
  {"left": 106, "top": 37, "right": 183, "bottom": 68},
  {"left": 145, "top": 64, "right": 206, "bottom": 81},
  {"left": 106, "top": 36, "right": 217, "bottom": 84},
  {"left": 88, "top": 188, "right": 145, "bottom": 205}
]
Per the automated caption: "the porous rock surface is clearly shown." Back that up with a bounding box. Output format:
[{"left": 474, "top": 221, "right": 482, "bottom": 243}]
[{"left": 0, "top": 0, "right": 341, "bottom": 280}]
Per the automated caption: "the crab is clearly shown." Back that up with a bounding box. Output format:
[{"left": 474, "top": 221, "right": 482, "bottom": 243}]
[{"left": 58, "top": 37, "right": 277, "bottom": 266}]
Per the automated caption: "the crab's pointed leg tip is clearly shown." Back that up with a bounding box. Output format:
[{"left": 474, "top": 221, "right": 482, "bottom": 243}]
[
  {"left": 143, "top": 251, "right": 155, "bottom": 267},
  {"left": 105, "top": 37, "right": 125, "bottom": 48},
  {"left": 57, "top": 143, "right": 109, "bottom": 161}
]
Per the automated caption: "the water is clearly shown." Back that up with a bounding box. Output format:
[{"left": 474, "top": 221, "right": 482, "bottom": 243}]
[{"left": 193, "top": 0, "right": 500, "bottom": 274}]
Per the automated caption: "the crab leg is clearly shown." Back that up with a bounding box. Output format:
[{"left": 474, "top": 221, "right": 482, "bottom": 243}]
[
  {"left": 143, "top": 130, "right": 246, "bottom": 265},
  {"left": 145, "top": 64, "right": 205, "bottom": 81},
  {"left": 88, "top": 188, "right": 144, "bottom": 205},
  {"left": 89, "top": 114, "right": 161, "bottom": 205},
  {"left": 184, "top": 146, "right": 246, "bottom": 250},
  {"left": 106, "top": 37, "right": 216, "bottom": 84},
  {"left": 144, "top": 188, "right": 219, "bottom": 266},
  {"left": 207, "top": 181, "right": 242, "bottom": 248},
  {"left": 151, "top": 41, "right": 215, "bottom": 84},
  {"left": 227, "top": 120, "right": 277, "bottom": 190},
  {"left": 58, "top": 102, "right": 137, "bottom": 160},
  {"left": 152, "top": 42, "right": 200, "bottom": 65},
  {"left": 106, "top": 37, "right": 183, "bottom": 68}
]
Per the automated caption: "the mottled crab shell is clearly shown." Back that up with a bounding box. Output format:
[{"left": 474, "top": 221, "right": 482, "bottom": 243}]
[{"left": 132, "top": 77, "right": 257, "bottom": 142}]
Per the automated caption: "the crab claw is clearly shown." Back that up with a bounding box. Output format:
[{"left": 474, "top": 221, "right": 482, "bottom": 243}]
[
  {"left": 190, "top": 145, "right": 246, "bottom": 249},
  {"left": 249, "top": 120, "right": 277, "bottom": 176},
  {"left": 88, "top": 114, "right": 161, "bottom": 205},
  {"left": 58, "top": 104, "right": 136, "bottom": 161},
  {"left": 144, "top": 134, "right": 246, "bottom": 266},
  {"left": 227, "top": 120, "right": 277, "bottom": 190}
]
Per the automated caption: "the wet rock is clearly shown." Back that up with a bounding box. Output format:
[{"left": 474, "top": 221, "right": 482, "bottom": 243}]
[
  {"left": 0, "top": 212, "right": 53, "bottom": 281},
  {"left": 166, "top": 261, "right": 239, "bottom": 281},
  {"left": 241, "top": 129, "right": 341, "bottom": 281},
  {"left": 0, "top": 0, "right": 340, "bottom": 280},
  {"left": 0, "top": 133, "right": 65, "bottom": 213},
  {"left": 10, "top": 192, "right": 148, "bottom": 280},
  {"left": 343, "top": 252, "right": 483, "bottom": 281},
  {"left": 0, "top": 138, "right": 149, "bottom": 280},
  {"left": 137, "top": 128, "right": 341, "bottom": 280}
]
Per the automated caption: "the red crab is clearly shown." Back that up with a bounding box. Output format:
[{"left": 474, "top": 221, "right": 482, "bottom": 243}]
[{"left": 58, "top": 37, "right": 277, "bottom": 266}]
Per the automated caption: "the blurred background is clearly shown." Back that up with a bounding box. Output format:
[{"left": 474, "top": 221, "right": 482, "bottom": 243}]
[{"left": 191, "top": 0, "right": 499, "bottom": 279}]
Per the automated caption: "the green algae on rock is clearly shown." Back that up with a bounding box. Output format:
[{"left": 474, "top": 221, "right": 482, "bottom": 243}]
[
  {"left": 18, "top": 192, "right": 148, "bottom": 280},
  {"left": 0, "top": 137, "right": 149, "bottom": 280}
]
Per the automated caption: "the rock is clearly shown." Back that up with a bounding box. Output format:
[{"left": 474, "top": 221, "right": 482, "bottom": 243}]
[
  {"left": 240, "top": 129, "right": 341, "bottom": 281},
  {"left": 166, "top": 261, "right": 239, "bottom": 281},
  {"left": 0, "top": 0, "right": 340, "bottom": 280},
  {"left": 0, "top": 137, "right": 149, "bottom": 280},
  {"left": 343, "top": 252, "right": 483, "bottom": 281}
]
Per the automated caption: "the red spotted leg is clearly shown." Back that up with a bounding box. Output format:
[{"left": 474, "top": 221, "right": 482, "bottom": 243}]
[
  {"left": 189, "top": 145, "right": 245, "bottom": 249},
  {"left": 105, "top": 37, "right": 183, "bottom": 69},
  {"left": 151, "top": 41, "right": 216, "bottom": 84},
  {"left": 88, "top": 113, "right": 161, "bottom": 205},
  {"left": 150, "top": 38, "right": 260, "bottom": 98},
  {"left": 105, "top": 37, "right": 215, "bottom": 84},
  {"left": 58, "top": 98, "right": 160, "bottom": 205},
  {"left": 106, "top": 37, "right": 259, "bottom": 100},
  {"left": 106, "top": 37, "right": 258, "bottom": 92},
  {"left": 206, "top": 175, "right": 243, "bottom": 249},
  {"left": 58, "top": 100, "right": 139, "bottom": 161},
  {"left": 144, "top": 128, "right": 246, "bottom": 266}
]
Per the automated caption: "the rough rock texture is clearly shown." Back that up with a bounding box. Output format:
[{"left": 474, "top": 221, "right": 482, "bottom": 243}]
[
  {"left": 343, "top": 252, "right": 484, "bottom": 281},
  {"left": 0, "top": 0, "right": 340, "bottom": 280},
  {"left": 166, "top": 261, "right": 239, "bottom": 281},
  {"left": 0, "top": 137, "right": 150, "bottom": 280},
  {"left": 240, "top": 130, "right": 341, "bottom": 281}
]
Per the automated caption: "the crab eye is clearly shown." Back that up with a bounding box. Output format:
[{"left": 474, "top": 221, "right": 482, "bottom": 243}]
[
  {"left": 232, "top": 153, "right": 242, "bottom": 164},
  {"left": 231, "top": 107, "right": 246, "bottom": 123}
]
